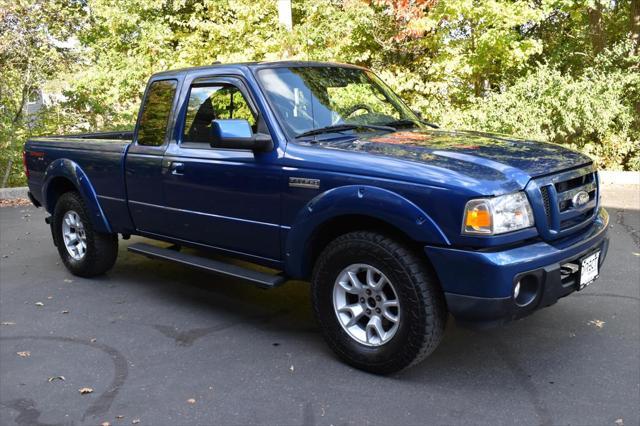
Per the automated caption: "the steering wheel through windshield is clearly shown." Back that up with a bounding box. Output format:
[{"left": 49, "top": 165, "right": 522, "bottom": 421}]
[{"left": 343, "top": 103, "right": 373, "bottom": 118}]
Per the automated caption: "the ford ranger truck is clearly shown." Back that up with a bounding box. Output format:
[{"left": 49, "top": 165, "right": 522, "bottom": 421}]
[{"left": 24, "top": 61, "right": 609, "bottom": 374}]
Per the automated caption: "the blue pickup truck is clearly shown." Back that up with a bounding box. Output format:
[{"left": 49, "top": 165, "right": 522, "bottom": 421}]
[{"left": 24, "top": 61, "right": 609, "bottom": 373}]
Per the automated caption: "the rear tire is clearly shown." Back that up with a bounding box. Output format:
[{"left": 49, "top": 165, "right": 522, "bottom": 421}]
[
  {"left": 311, "top": 231, "right": 446, "bottom": 374},
  {"left": 53, "top": 192, "right": 118, "bottom": 277}
]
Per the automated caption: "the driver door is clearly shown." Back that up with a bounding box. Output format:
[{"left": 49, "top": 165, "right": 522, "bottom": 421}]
[{"left": 161, "top": 76, "right": 282, "bottom": 262}]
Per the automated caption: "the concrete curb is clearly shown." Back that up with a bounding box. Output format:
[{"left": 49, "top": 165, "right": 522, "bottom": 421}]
[
  {"left": 0, "top": 186, "right": 28, "bottom": 200},
  {"left": 599, "top": 171, "right": 640, "bottom": 186}
]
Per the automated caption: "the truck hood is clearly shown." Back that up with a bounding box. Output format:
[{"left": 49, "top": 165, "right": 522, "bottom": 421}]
[{"left": 314, "top": 129, "right": 592, "bottom": 180}]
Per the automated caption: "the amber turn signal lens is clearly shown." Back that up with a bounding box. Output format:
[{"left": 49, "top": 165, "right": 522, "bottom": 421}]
[{"left": 465, "top": 208, "right": 491, "bottom": 228}]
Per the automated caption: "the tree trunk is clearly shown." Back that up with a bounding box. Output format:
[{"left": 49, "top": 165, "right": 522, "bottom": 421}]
[
  {"left": 631, "top": 0, "right": 640, "bottom": 55},
  {"left": 2, "top": 160, "right": 13, "bottom": 188},
  {"left": 632, "top": 0, "right": 640, "bottom": 120},
  {"left": 588, "top": 0, "right": 606, "bottom": 55},
  {"left": 473, "top": 77, "right": 482, "bottom": 97},
  {"left": 12, "top": 86, "right": 27, "bottom": 124}
]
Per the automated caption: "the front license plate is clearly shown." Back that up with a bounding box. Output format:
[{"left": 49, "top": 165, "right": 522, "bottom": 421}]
[{"left": 579, "top": 251, "right": 600, "bottom": 290}]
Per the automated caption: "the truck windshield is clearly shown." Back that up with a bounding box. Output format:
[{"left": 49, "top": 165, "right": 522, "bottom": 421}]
[{"left": 256, "top": 66, "right": 422, "bottom": 138}]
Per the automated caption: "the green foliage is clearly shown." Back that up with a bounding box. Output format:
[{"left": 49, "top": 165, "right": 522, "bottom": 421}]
[
  {"left": 434, "top": 47, "right": 639, "bottom": 170},
  {"left": 1, "top": 0, "right": 638, "bottom": 187},
  {"left": 0, "top": 0, "right": 86, "bottom": 187}
]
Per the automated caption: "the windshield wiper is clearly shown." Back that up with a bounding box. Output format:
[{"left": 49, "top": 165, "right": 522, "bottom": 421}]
[
  {"left": 295, "top": 123, "right": 395, "bottom": 139},
  {"left": 382, "top": 119, "right": 439, "bottom": 129}
]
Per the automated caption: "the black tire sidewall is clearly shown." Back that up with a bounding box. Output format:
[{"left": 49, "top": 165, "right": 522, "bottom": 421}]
[
  {"left": 312, "top": 233, "right": 434, "bottom": 372},
  {"left": 52, "top": 192, "right": 109, "bottom": 276}
]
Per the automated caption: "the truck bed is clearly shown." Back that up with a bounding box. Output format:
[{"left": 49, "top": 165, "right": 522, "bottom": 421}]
[{"left": 25, "top": 132, "right": 133, "bottom": 232}]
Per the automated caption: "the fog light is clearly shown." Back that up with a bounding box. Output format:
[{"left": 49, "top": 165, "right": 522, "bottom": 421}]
[{"left": 514, "top": 274, "right": 539, "bottom": 307}]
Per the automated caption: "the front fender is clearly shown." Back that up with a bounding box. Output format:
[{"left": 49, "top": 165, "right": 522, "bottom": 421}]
[
  {"left": 284, "top": 185, "right": 449, "bottom": 277},
  {"left": 42, "top": 159, "right": 112, "bottom": 233}
]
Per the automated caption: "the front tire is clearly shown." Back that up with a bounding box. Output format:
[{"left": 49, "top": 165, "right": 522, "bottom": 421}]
[
  {"left": 311, "top": 231, "right": 446, "bottom": 374},
  {"left": 53, "top": 192, "right": 118, "bottom": 277}
]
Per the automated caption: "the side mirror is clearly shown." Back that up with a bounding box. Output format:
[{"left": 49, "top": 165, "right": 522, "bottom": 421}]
[{"left": 210, "top": 119, "right": 273, "bottom": 152}]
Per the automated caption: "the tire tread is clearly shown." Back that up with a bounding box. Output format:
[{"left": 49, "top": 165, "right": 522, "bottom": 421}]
[
  {"left": 53, "top": 191, "right": 118, "bottom": 277},
  {"left": 312, "top": 231, "right": 446, "bottom": 374}
]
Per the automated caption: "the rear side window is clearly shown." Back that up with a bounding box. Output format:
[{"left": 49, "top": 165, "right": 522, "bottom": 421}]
[{"left": 137, "top": 80, "right": 177, "bottom": 146}]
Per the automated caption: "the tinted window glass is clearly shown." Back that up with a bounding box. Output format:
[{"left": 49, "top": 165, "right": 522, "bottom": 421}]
[
  {"left": 183, "top": 83, "right": 256, "bottom": 143},
  {"left": 137, "top": 80, "right": 177, "bottom": 146}
]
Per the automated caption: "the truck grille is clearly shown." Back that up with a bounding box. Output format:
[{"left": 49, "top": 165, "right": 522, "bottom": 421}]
[
  {"left": 540, "top": 186, "right": 552, "bottom": 222},
  {"left": 555, "top": 172, "right": 596, "bottom": 214},
  {"left": 531, "top": 166, "right": 598, "bottom": 239}
]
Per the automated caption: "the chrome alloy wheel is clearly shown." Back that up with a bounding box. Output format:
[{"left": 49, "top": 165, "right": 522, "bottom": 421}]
[
  {"left": 62, "top": 210, "right": 87, "bottom": 260},
  {"left": 333, "top": 264, "right": 401, "bottom": 346}
]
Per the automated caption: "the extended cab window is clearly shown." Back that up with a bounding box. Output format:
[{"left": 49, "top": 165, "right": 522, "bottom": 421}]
[
  {"left": 183, "top": 83, "right": 256, "bottom": 143},
  {"left": 137, "top": 80, "right": 177, "bottom": 146}
]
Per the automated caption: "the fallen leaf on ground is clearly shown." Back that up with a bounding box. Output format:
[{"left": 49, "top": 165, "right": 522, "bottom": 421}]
[
  {"left": 0, "top": 198, "right": 31, "bottom": 207},
  {"left": 78, "top": 387, "right": 94, "bottom": 394},
  {"left": 48, "top": 376, "right": 65, "bottom": 382},
  {"left": 16, "top": 351, "right": 30, "bottom": 358},
  {"left": 1, "top": 321, "right": 16, "bottom": 325},
  {"left": 187, "top": 398, "right": 196, "bottom": 404},
  {"left": 35, "top": 302, "right": 44, "bottom": 307},
  {"left": 132, "top": 419, "right": 140, "bottom": 424},
  {"left": 588, "top": 319, "right": 605, "bottom": 328}
]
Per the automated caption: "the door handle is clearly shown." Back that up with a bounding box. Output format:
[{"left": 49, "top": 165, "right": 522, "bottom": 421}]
[{"left": 170, "top": 162, "right": 185, "bottom": 175}]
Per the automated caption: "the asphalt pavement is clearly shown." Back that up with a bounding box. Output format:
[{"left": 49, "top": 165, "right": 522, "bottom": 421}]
[{"left": 1, "top": 185, "right": 638, "bottom": 426}]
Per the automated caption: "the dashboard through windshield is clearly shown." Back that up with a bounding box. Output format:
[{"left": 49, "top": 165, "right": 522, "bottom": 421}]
[{"left": 256, "top": 66, "right": 421, "bottom": 138}]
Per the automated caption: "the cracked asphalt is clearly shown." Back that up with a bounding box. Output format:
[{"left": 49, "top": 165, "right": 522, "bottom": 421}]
[{"left": 1, "top": 185, "right": 638, "bottom": 426}]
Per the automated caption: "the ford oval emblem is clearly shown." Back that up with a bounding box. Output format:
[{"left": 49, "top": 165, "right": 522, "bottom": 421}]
[{"left": 572, "top": 190, "right": 590, "bottom": 207}]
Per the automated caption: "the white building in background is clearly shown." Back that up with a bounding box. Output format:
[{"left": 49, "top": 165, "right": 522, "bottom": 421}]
[
  {"left": 23, "top": 37, "right": 79, "bottom": 126},
  {"left": 23, "top": 90, "right": 46, "bottom": 120},
  {"left": 22, "top": 88, "right": 67, "bottom": 127}
]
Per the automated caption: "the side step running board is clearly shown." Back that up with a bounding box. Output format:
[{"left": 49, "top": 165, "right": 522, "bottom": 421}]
[{"left": 127, "top": 242, "right": 286, "bottom": 288}]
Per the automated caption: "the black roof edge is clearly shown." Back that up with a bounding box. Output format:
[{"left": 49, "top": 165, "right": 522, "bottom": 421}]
[{"left": 150, "top": 60, "right": 368, "bottom": 79}]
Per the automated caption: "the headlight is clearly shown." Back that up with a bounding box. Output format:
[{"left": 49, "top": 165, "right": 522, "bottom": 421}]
[{"left": 462, "top": 192, "right": 535, "bottom": 235}]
